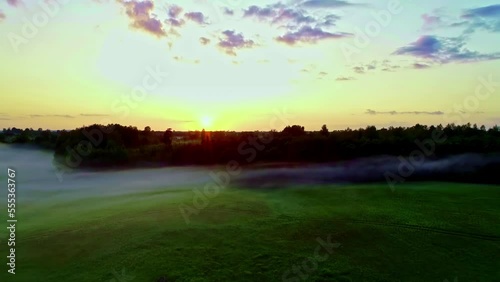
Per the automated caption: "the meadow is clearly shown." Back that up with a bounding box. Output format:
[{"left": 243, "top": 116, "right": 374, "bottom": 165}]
[{"left": 1, "top": 181, "right": 499, "bottom": 281}]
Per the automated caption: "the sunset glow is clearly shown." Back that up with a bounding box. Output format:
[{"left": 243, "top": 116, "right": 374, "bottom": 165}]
[{"left": 0, "top": 0, "right": 499, "bottom": 131}]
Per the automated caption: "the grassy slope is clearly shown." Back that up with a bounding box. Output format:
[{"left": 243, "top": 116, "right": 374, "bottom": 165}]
[{"left": 1, "top": 182, "right": 500, "bottom": 281}]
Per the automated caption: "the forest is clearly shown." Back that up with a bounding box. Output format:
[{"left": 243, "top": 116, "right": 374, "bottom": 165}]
[{"left": 1, "top": 123, "right": 500, "bottom": 169}]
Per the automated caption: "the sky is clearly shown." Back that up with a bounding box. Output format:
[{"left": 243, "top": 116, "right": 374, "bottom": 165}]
[{"left": 0, "top": 0, "right": 499, "bottom": 131}]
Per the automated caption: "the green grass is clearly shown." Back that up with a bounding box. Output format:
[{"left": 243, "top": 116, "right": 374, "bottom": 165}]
[{"left": 1, "top": 182, "right": 500, "bottom": 281}]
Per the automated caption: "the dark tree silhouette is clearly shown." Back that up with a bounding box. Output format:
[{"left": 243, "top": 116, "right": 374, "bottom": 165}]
[
  {"left": 282, "top": 125, "right": 306, "bottom": 137},
  {"left": 163, "top": 128, "right": 173, "bottom": 147},
  {"left": 320, "top": 124, "right": 329, "bottom": 136}
]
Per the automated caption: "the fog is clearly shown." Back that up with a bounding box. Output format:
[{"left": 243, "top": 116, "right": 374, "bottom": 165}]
[
  {"left": 1, "top": 144, "right": 499, "bottom": 202},
  {"left": 0, "top": 144, "right": 213, "bottom": 202}
]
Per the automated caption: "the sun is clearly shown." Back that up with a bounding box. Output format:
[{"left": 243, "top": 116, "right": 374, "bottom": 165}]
[{"left": 200, "top": 116, "right": 214, "bottom": 128}]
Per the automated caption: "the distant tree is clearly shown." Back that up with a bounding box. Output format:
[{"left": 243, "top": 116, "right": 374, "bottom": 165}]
[
  {"left": 364, "top": 125, "right": 378, "bottom": 140},
  {"left": 320, "top": 124, "right": 329, "bottom": 136},
  {"left": 163, "top": 128, "right": 173, "bottom": 147},
  {"left": 144, "top": 126, "right": 151, "bottom": 133},
  {"left": 201, "top": 129, "right": 210, "bottom": 146},
  {"left": 282, "top": 125, "right": 306, "bottom": 137}
]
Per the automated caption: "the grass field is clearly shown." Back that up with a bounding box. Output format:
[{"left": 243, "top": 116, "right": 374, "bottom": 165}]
[{"left": 1, "top": 182, "right": 499, "bottom": 281}]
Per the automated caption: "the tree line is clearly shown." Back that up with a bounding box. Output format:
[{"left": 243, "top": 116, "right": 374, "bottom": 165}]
[{"left": 1, "top": 123, "right": 500, "bottom": 168}]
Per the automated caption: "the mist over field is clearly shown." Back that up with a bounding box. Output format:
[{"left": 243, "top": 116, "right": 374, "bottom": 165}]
[
  {"left": 2, "top": 144, "right": 499, "bottom": 201},
  {"left": 2, "top": 145, "right": 500, "bottom": 281}
]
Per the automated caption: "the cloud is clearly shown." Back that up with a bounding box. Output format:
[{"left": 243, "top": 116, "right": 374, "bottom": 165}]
[
  {"left": 365, "top": 109, "right": 444, "bottom": 116},
  {"left": 165, "top": 17, "right": 185, "bottom": 27},
  {"left": 393, "top": 35, "right": 500, "bottom": 64},
  {"left": 420, "top": 5, "right": 500, "bottom": 34},
  {"left": 80, "top": 114, "right": 110, "bottom": 117},
  {"left": 348, "top": 59, "right": 404, "bottom": 73},
  {"left": 163, "top": 119, "right": 195, "bottom": 124},
  {"left": 412, "top": 63, "right": 431, "bottom": 69},
  {"left": 30, "top": 114, "right": 75, "bottom": 118},
  {"left": 243, "top": 3, "right": 339, "bottom": 30},
  {"left": 421, "top": 13, "right": 442, "bottom": 31},
  {"left": 394, "top": 36, "right": 440, "bottom": 58},
  {"left": 463, "top": 4, "right": 500, "bottom": 18},
  {"left": 273, "top": 8, "right": 316, "bottom": 25},
  {"left": 336, "top": 76, "right": 355, "bottom": 81},
  {"left": 185, "top": 12, "right": 207, "bottom": 25},
  {"left": 461, "top": 4, "right": 500, "bottom": 33},
  {"left": 7, "top": 0, "right": 22, "bottom": 7},
  {"left": 353, "top": 66, "right": 365, "bottom": 73},
  {"left": 317, "top": 14, "right": 341, "bottom": 27},
  {"left": 162, "top": 4, "right": 186, "bottom": 28},
  {"left": 223, "top": 7, "right": 234, "bottom": 16},
  {"left": 301, "top": 0, "right": 360, "bottom": 8},
  {"left": 0, "top": 113, "right": 11, "bottom": 120},
  {"left": 244, "top": 5, "right": 276, "bottom": 19},
  {"left": 167, "top": 5, "right": 183, "bottom": 18},
  {"left": 218, "top": 30, "right": 255, "bottom": 56},
  {"left": 199, "top": 37, "right": 211, "bottom": 45},
  {"left": 118, "top": 0, "right": 166, "bottom": 37},
  {"left": 352, "top": 62, "right": 378, "bottom": 74},
  {"left": 276, "top": 26, "right": 351, "bottom": 45}
]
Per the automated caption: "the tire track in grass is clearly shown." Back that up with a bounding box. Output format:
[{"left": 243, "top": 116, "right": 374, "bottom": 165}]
[{"left": 347, "top": 219, "right": 500, "bottom": 241}]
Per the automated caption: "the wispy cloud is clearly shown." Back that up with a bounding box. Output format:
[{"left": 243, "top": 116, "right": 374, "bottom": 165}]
[
  {"left": 301, "top": 0, "right": 361, "bottom": 8},
  {"left": 80, "top": 114, "right": 110, "bottom": 117},
  {"left": 163, "top": 119, "right": 195, "bottom": 124},
  {"left": 353, "top": 66, "right": 365, "bottom": 74},
  {"left": 199, "top": 37, "right": 211, "bottom": 45},
  {"left": 461, "top": 4, "right": 500, "bottom": 33},
  {"left": 420, "top": 4, "right": 500, "bottom": 34},
  {"left": 393, "top": 35, "right": 500, "bottom": 64},
  {"left": 336, "top": 76, "right": 355, "bottom": 81},
  {"left": 30, "top": 114, "right": 75, "bottom": 119},
  {"left": 276, "top": 26, "right": 351, "bottom": 45},
  {"left": 365, "top": 109, "right": 444, "bottom": 116},
  {"left": 421, "top": 13, "right": 443, "bottom": 31},
  {"left": 412, "top": 63, "right": 431, "bottom": 69},
  {"left": 7, "top": 0, "right": 22, "bottom": 7}
]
